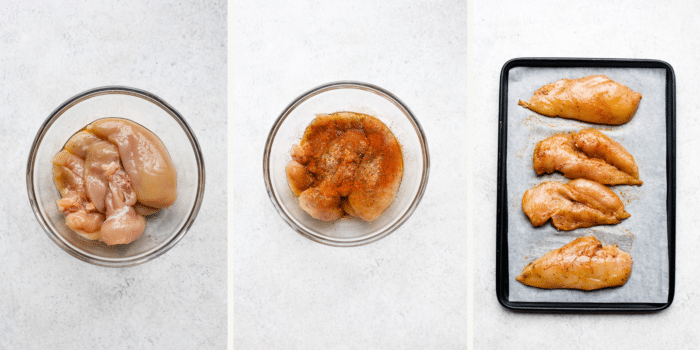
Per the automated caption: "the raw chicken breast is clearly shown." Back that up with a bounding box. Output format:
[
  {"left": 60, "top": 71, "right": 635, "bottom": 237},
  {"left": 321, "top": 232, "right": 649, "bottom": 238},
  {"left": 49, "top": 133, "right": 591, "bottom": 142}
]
[{"left": 88, "top": 118, "right": 177, "bottom": 208}]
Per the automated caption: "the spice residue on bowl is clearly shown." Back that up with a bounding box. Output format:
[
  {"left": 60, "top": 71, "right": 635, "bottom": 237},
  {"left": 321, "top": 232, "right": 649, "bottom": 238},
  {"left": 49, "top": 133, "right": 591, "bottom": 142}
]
[{"left": 285, "top": 112, "right": 403, "bottom": 222}]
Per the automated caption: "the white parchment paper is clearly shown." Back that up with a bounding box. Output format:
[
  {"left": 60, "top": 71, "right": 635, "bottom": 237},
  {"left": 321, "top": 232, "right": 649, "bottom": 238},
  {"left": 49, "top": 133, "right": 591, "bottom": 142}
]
[{"left": 506, "top": 66, "right": 670, "bottom": 303}]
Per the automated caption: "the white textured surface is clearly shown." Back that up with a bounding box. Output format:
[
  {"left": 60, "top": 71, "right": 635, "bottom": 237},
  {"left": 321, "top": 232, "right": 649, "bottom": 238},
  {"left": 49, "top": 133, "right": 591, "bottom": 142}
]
[
  {"left": 0, "top": 1, "right": 226, "bottom": 349},
  {"left": 474, "top": 1, "right": 699, "bottom": 348},
  {"left": 232, "top": 1, "right": 468, "bottom": 348}
]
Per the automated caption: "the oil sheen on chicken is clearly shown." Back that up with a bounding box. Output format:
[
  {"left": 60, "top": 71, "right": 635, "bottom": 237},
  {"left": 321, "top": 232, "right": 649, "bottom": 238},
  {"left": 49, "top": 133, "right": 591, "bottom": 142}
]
[
  {"left": 286, "top": 112, "right": 403, "bottom": 222},
  {"left": 52, "top": 118, "right": 177, "bottom": 245},
  {"left": 516, "top": 236, "right": 633, "bottom": 290},
  {"left": 88, "top": 118, "right": 177, "bottom": 208},
  {"left": 52, "top": 150, "right": 104, "bottom": 240},
  {"left": 522, "top": 179, "right": 630, "bottom": 231},
  {"left": 518, "top": 75, "right": 642, "bottom": 125},
  {"left": 533, "top": 129, "right": 642, "bottom": 186}
]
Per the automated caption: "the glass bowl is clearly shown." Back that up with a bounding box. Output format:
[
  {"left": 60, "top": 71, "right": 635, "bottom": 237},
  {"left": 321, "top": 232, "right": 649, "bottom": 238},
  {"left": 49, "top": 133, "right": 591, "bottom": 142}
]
[
  {"left": 27, "top": 86, "right": 205, "bottom": 267},
  {"left": 263, "top": 81, "right": 430, "bottom": 246}
]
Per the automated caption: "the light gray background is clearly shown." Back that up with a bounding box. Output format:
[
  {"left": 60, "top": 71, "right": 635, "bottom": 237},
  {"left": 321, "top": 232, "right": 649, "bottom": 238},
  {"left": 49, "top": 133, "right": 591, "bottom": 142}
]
[
  {"left": 474, "top": 0, "right": 700, "bottom": 348},
  {"left": 0, "top": 1, "right": 226, "bottom": 349},
  {"left": 232, "top": 0, "right": 468, "bottom": 349}
]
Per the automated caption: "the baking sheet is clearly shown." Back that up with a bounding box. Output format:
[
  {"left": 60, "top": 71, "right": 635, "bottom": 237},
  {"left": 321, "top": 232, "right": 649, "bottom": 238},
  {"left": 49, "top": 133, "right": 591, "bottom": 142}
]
[{"left": 506, "top": 67, "right": 670, "bottom": 303}]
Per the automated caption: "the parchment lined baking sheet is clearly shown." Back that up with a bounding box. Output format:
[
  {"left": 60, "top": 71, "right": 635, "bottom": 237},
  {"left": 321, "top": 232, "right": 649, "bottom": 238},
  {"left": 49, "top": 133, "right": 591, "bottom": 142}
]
[{"left": 506, "top": 67, "right": 669, "bottom": 303}]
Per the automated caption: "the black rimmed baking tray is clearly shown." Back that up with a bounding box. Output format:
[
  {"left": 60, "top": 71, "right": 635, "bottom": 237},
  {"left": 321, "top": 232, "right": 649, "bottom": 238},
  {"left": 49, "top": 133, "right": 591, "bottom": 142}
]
[{"left": 496, "top": 58, "right": 676, "bottom": 312}]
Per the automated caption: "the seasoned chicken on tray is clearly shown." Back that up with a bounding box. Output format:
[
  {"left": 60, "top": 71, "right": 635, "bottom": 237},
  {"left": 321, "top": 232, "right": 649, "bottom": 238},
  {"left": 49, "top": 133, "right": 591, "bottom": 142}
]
[
  {"left": 533, "top": 128, "right": 642, "bottom": 186},
  {"left": 522, "top": 179, "right": 630, "bottom": 231},
  {"left": 516, "top": 236, "right": 633, "bottom": 290},
  {"left": 518, "top": 75, "right": 642, "bottom": 125}
]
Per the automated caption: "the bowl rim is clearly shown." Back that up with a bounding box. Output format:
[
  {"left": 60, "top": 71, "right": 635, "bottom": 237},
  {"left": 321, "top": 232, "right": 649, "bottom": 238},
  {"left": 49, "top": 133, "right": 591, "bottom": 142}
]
[
  {"left": 26, "top": 85, "right": 206, "bottom": 267},
  {"left": 263, "top": 81, "right": 430, "bottom": 247}
]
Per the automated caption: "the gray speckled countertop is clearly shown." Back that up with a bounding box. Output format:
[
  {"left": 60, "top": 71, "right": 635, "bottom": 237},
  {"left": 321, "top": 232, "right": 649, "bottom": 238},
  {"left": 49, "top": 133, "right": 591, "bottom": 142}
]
[
  {"left": 232, "top": 0, "right": 469, "bottom": 348},
  {"left": 0, "top": 1, "right": 226, "bottom": 349},
  {"left": 8, "top": 0, "right": 696, "bottom": 348},
  {"left": 474, "top": 1, "right": 700, "bottom": 349}
]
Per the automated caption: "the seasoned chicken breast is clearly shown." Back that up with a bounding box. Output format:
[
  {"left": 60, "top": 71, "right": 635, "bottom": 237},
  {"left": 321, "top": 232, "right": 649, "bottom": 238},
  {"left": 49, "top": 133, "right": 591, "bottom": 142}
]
[
  {"left": 516, "top": 236, "right": 633, "bottom": 290},
  {"left": 286, "top": 112, "right": 403, "bottom": 222},
  {"left": 518, "top": 75, "right": 642, "bottom": 125},
  {"left": 522, "top": 179, "right": 630, "bottom": 231},
  {"left": 572, "top": 128, "right": 639, "bottom": 179},
  {"left": 533, "top": 129, "right": 642, "bottom": 186}
]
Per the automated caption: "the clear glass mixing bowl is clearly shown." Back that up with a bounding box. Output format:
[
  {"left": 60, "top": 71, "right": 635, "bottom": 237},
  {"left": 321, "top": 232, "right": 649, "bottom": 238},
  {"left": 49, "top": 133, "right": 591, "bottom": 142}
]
[
  {"left": 27, "top": 86, "right": 205, "bottom": 267},
  {"left": 263, "top": 81, "right": 430, "bottom": 246}
]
